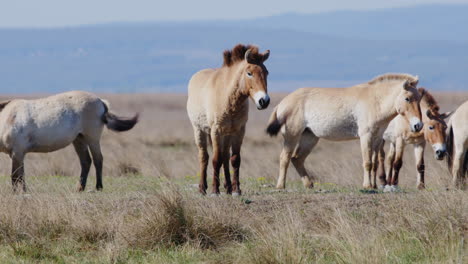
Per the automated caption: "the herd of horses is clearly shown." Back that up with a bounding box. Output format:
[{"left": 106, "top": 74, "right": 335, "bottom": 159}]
[{"left": 0, "top": 44, "right": 466, "bottom": 194}]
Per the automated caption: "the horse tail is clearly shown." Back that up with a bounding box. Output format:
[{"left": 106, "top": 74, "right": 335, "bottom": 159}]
[
  {"left": 100, "top": 99, "right": 139, "bottom": 132},
  {"left": 446, "top": 122, "right": 454, "bottom": 172},
  {"left": 266, "top": 107, "right": 283, "bottom": 136}
]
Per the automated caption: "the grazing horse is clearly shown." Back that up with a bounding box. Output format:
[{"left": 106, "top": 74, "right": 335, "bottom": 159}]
[
  {"left": 266, "top": 73, "right": 423, "bottom": 189},
  {"left": 379, "top": 88, "right": 451, "bottom": 191},
  {"left": 446, "top": 100, "right": 468, "bottom": 189},
  {"left": 187, "top": 44, "right": 270, "bottom": 196},
  {"left": 0, "top": 91, "right": 138, "bottom": 192}
]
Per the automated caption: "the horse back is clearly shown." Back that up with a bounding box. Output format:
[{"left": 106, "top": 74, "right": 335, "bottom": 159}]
[{"left": 0, "top": 91, "right": 106, "bottom": 153}]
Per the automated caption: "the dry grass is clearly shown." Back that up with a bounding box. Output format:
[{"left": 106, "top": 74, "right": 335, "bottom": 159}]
[{"left": 0, "top": 92, "right": 466, "bottom": 263}]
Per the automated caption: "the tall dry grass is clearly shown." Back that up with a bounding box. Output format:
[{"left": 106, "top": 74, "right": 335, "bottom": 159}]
[{"left": 0, "top": 92, "right": 465, "bottom": 263}]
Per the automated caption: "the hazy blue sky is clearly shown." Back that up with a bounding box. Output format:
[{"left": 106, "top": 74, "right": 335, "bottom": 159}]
[{"left": 1, "top": 0, "right": 467, "bottom": 27}]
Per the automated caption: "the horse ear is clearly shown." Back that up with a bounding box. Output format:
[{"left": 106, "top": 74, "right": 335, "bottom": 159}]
[
  {"left": 403, "top": 80, "right": 411, "bottom": 91},
  {"left": 439, "top": 111, "right": 453, "bottom": 120},
  {"left": 245, "top": 49, "right": 253, "bottom": 64},
  {"left": 0, "top": 100, "right": 10, "bottom": 112},
  {"left": 262, "top": 50, "right": 270, "bottom": 62},
  {"left": 426, "top": 109, "right": 435, "bottom": 120},
  {"left": 403, "top": 78, "right": 419, "bottom": 91}
]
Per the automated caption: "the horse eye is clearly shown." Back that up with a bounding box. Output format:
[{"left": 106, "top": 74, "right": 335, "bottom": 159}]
[
  {"left": 429, "top": 126, "right": 434, "bottom": 130},
  {"left": 247, "top": 72, "right": 253, "bottom": 77},
  {"left": 405, "top": 97, "right": 410, "bottom": 102}
]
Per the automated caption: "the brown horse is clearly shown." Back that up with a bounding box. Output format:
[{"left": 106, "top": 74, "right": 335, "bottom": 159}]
[
  {"left": 379, "top": 88, "right": 451, "bottom": 191},
  {"left": 266, "top": 73, "right": 423, "bottom": 189},
  {"left": 0, "top": 91, "right": 138, "bottom": 192},
  {"left": 187, "top": 44, "right": 270, "bottom": 196},
  {"left": 446, "top": 100, "right": 468, "bottom": 189}
]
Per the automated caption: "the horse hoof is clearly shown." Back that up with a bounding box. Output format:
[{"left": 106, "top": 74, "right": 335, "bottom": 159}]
[
  {"left": 383, "top": 185, "right": 392, "bottom": 193},
  {"left": 232, "top": 192, "right": 241, "bottom": 197},
  {"left": 378, "top": 185, "right": 386, "bottom": 190},
  {"left": 384, "top": 185, "right": 400, "bottom": 193},
  {"left": 209, "top": 193, "right": 220, "bottom": 197}
]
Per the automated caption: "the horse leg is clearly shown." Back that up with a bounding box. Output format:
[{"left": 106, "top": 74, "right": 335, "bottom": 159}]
[
  {"left": 452, "top": 145, "right": 466, "bottom": 190},
  {"left": 385, "top": 142, "right": 396, "bottom": 186},
  {"left": 277, "top": 134, "right": 300, "bottom": 189},
  {"left": 291, "top": 130, "right": 319, "bottom": 188},
  {"left": 223, "top": 136, "right": 232, "bottom": 194},
  {"left": 10, "top": 152, "right": 26, "bottom": 192},
  {"left": 371, "top": 150, "right": 379, "bottom": 189},
  {"left": 88, "top": 140, "right": 104, "bottom": 191},
  {"left": 231, "top": 126, "right": 245, "bottom": 196},
  {"left": 414, "top": 142, "right": 425, "bottom": 190},
  {"left": 377, "top": 140, "right": 387, "bottom": 188},
  {"left": 359, "top": 134, "right": 373, "bottom": 189},
  {"left": 194, "top": 129, "right": 209, "bottom": 194},
  {"left": 73, "top": 136, "right": 92, "bottom": 192},
  {"left": 391, "top": 138, "right": 405, "bottom": 187},
  {"left": 210, "top": 130, "right": 224, "bottom": 195}
]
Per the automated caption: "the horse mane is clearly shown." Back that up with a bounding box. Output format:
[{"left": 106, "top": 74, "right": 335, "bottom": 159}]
[
  {"left": 0, "top": 100, "right": 10, "bottom": 112},
  {"left": 222, "top": 44, "right": 263, "bottom": 67},
  {"left": 418, "top": 88, "right": 440, "bottom": 115},
  {"left": 368, "top": 73, "right": 419, "bottom": 85}
]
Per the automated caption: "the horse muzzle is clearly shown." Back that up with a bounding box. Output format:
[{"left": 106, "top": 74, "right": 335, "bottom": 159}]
[
  {"left": 254, "top": 91, "right": 270, "bottom": 110},
  {"left": 433, "top": 144, "right": 446, "bottom": 160},
  {"left": 410, "top": 117, "right": 423, "bottom": 132}
]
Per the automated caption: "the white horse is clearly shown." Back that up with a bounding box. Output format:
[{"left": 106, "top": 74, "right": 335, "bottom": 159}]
[
  {"left": 446, "top": 100, "right": 468, "bottom": 189},
  {"left": 266, "top": 73, "right": 423, "bottom": 189},
  {"left": 0, "top": 91, "right": 138, "bottom": 192}
]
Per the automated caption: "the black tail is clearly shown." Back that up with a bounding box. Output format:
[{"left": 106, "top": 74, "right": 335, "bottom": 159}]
[
  {"left": 101, "top": 100, "right": 139, "bottom": 132},
  {"left": 446, "top": 124, "right": 454, "bottom": 172},
  {"left": 266, "top": 108, "right": 283, "bottom": 136}
]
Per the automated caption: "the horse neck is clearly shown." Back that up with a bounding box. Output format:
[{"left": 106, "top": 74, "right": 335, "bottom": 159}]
[
  {"left": 369, "top": 81, "right": 402, "bottom": 123},
  {"left": 224, "top": 64, "right": 249, "bottom": 114}
]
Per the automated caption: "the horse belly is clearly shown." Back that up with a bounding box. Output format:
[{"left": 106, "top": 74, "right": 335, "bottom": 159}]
[
  {"left": 28, "top": 114, "right": 82, "bottom": 152},
  {"left": 307, "top": 115, "right": 359, "bottom": 141}
]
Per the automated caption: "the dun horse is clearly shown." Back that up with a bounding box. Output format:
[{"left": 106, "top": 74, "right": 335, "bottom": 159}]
[
  {"left": 266, "top": 73, "right": 423, "bottom": 189},
  {"left": 379, "top": 88, "right": 451, "bottom": 191},
  {"left": 446, "top": 100, "right": 468, "bottom": 189},
  {"left": 187, "top": 44, "right": 270, "bottom": 196},
  {"left": 0, "top": 91, "right": 138, "bottom": 192}
]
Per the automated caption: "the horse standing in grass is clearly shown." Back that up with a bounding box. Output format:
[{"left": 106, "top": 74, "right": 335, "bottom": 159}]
[
  {"left": 0, "top": 91, "right": 138, "bottom": 192},
  {"left": 446, "top": 100, "right": 468, "bottom": 189},
  {"left": 266, "top": 73, "right": 423, "bottom": 189},
  {"left": 187, "top": 44, "right": 271, "bottom": 196},
  {"left": 379, "top": 88, "right": 452, "bottom": 191}
]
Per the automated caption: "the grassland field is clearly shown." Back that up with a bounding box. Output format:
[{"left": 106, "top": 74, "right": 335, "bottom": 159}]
[{"left": 0, "top": 92, "right": 465, "bottom": 263}]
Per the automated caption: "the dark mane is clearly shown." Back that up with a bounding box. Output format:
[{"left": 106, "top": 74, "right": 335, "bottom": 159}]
[
  {"left": 222, "top": 44, "right": 263, "bottom": 67},
  {"left": 0, "top": 100, "right": 10, "bottom": 112},
  {"left": 418, "top": 88, "right": 440, "bottom": 114},
  {"left": 368, "top": 73, "right": 419, "bottom": 85}
]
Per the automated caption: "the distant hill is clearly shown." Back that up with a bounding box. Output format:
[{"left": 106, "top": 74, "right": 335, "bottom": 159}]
[
  {"left": 224, "top": 4, "right": 468, "bottom": 42},
  {"left": 0, "top": 4, "right": 466, "bottom": 93}
]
